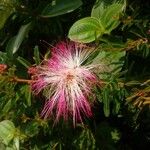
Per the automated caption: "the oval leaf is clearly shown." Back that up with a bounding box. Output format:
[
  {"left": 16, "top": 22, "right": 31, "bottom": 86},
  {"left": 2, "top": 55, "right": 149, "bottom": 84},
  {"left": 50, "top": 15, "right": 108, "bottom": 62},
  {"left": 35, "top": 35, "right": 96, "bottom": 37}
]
[
  {"left": 91, "top": 0, "right": 124, "bottom": 18},
  {"left": 68, "top": 17, "right": 104, "bottom": 43},
  {"left": 101, "top": 3, "right": 124, "bottom": 33},
  {"left": 93, "top": 50, "right": 125, "bottom": 75},
  {"left": 0, "top": 120, "right": 15, "bottom": 145},
  {"left": 91, "top": 0, "right": 126, "bottom": 34},
  {"left": 6, "top": 22, "right": 32, "bottom": 56},
  {"left": 0, "top": 0, "right": 16, "bottom": 29},
  {"left": 41, "top": 0, "right": 82, "bottom": 17}
]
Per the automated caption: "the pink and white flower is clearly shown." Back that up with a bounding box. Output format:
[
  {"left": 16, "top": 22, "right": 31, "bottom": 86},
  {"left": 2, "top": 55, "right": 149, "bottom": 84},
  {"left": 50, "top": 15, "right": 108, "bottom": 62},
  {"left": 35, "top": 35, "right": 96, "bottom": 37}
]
[{"left": 31, "top": 41, "right": 102, "bottom": 125}]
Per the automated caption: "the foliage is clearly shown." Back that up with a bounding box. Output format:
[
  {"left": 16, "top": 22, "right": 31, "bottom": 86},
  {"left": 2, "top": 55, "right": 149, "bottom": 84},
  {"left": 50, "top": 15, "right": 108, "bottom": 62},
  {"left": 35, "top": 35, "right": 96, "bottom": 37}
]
[
  {"left": 68, "top": 0, "right": 126, "bottom": 43},
  {"left": 0, "top": 0, "right": 150, "bottom": 149}
]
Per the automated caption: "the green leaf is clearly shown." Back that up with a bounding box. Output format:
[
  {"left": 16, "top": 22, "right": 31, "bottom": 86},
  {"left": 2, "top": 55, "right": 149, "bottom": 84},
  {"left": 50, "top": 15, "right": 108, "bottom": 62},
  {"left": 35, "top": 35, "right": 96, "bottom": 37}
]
[
  {"left": 34, "top": 46, "right": 40, "bottom": 65},
  {"left": 91, "top": 0, "right": 106, "bottom": 18},
  {"left": 103, "top": 88, "right": 110, "bottom": 117},
  {"left": 111, "top": 129, "right": 121, "bottom": 142},
  {"left": 91, "top": 0, "right": 125, "bottom": 19},
  {"left": 73, "top": 127, "right": 96, "bottom": 149},
  {"left": 68, "top": 17, "right": 104, "bottom": 43},
  {"left": 41, "top": 0, "right": 82, "bottom": 17},
  {"left": 21, "top": 85, "right": 31, "bottom": 106},
  {"left": 26, "top": 86, "right": 31, "bottom": 107},
  {"left": 13, "top": 137, "right": 19, "bottom": 150},
  {"left": 101, "top": 3, "right": 124, "bottom": 33},
  {"left": 0, "top": 120, "right": 15, "bottom": 145},
  {"left": 2, "top": 100, "right": 12, "bottom": 114},
  {"left": 93, "top": 50, "right": 125, "bottom": 75},
  {"left": 0, "top": 51, "right": 8, "bottom": 63},
  {"left": 69, "top": 1, "right": 125, "bottom": 43},
  {"left": 25, "top": 122, "right": 39, "bottom": 137},
  {"left": 0, "top": 0, "right": 16, "bottom": 29},
  {"left": 6, "top": 22, "right": 32, "bottom": 56},
  {"left": 92, "top": 0, "right": 125, "bottom": 34},
  {"left": 17, "top": 56, "right": 31, "bottom": 68},
  {"left": 113, "top": 98, "right": 120, "bottom": 114}
]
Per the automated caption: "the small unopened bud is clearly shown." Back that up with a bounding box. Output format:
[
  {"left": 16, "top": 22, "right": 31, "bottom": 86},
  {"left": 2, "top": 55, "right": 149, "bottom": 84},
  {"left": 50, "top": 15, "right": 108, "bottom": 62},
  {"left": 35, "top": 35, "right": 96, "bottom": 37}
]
[
  {"left": 28, "top": 66, "right": 37, "bottom": 75},
  {"left": 0, "top": 64, "right": 7, "bottom": 74}
]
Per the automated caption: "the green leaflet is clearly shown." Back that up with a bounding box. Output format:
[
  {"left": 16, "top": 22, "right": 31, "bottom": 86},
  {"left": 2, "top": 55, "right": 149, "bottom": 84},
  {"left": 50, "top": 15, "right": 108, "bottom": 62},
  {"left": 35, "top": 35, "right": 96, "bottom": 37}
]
[
  {"left": 100, "top": 3, "right": 124, "bottom": 33},
  {"left": 93, "top": 50, "right": 125, "bottom": 75},
  {"left": 91, "top": 0, "right": 125, "bottom": 19},
  {"left": 17, "top": 56, "right": 31, "bottom": 68},
  {"left": 103, "top": 87, "right": 110, "bottom": 117},
  {"left": 6, "top": 22, "right": 32, "bottom": 56},
  {"left": 34, "top": 46, "right": 41, "bottom": 65},
  {"left": 0, "top": 120, "right": 15, "bottom": 145},
  {"left": 20, "top": 85, "right": 32, "bottom": 107},
  {"left": 41, "top": 0, "right": 82, "bottom": 17},
  {"left": 68, "top": 17, "right": 104, "bottom": 43},
  {"left": 0, "top": 0, "right": 16, "bottom": 29}
]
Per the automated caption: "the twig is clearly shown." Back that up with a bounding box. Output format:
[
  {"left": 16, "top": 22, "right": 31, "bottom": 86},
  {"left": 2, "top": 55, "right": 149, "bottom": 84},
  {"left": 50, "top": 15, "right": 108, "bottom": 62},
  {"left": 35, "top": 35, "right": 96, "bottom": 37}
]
[{"left": 10, "top": 77, "right": 32, "bottom": 84}]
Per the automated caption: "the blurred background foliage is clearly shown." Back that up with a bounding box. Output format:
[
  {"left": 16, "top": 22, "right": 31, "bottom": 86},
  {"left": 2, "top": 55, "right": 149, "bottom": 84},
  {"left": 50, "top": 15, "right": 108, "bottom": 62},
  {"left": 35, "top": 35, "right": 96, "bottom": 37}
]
[{"left": 0, "top": 0, "right": 150, "bottom": 149}]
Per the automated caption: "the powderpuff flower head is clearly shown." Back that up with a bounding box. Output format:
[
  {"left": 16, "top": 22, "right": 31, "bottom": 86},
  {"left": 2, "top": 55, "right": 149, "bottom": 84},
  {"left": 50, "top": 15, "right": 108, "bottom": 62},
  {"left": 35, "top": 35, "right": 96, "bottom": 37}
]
[{"left": 31, "top": 41, "right": 102, "bottom": 125}]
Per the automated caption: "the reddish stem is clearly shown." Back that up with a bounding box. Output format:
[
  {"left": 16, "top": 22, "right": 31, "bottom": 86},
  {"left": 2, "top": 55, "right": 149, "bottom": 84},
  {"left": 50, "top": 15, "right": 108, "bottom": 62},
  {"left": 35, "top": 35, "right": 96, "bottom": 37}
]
[{"left": 11, "top": 77, "right": 32, "bottom": 84}]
